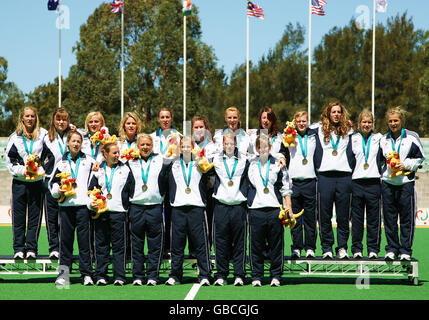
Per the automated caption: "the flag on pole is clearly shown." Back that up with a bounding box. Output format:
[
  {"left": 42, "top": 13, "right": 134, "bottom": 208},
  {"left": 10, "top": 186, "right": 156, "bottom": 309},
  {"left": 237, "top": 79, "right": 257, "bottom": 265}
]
[
  {"left": 47, "top": 0, "right": 59, "bottom": 11},
  {"left": 247, "top": 1, "right": 264, "bottom": 19},
  {"left": 311, "top": 0, "right": 327, "bottom": 16},
  {"left": 183, "top": 0, "right": 192, "bottom": 16},
  {"left": 376, "top": 0, "right": 388, "bottom": 13},
  {"left": 111, "top": 0, "right": 124, "bottom": 14}
]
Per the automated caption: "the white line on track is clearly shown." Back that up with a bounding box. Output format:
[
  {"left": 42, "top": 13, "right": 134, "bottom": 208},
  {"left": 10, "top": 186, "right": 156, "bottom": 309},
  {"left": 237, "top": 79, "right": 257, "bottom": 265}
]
[{"left": 184, "top": 283, "right": 201, "bottom": 300}]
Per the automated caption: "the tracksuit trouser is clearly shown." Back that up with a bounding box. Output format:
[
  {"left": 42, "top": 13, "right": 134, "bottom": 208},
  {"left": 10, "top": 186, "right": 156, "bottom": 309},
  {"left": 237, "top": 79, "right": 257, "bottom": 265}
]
[
  {"left": 43, "top": 179, "right": 60, "bottom": 254},
  {"left": 381, "top": 181, "right": 416, "bottom": 256},
  {"left": 59, "top": 206, "right": 93, "bottom": 279},
  {"left": 351, "top": 178, "right": 382, "bottom": 255},
  {"left": 169, "top": 206, "right": 211, "bottom": 282},
  {"left": 213, "top": 201, "right": 247, "bottom": 280},
  {"left": 129, "top": 203, "right": 164, "bottom": 282},
  {"left": 317, "top": 172, "right": 352, "bottom": 254},
  {"left": 248, "top": 207, "right": 284, "bottom": 281},
  {"left": 11, "top": 179, "right": 43, "bottom": 255},
  {"left": 93, "top": 211, "right": 127, "bottom": 282},
  {"left": 290, "top": 179, "right": 317, "bottom": 252}
]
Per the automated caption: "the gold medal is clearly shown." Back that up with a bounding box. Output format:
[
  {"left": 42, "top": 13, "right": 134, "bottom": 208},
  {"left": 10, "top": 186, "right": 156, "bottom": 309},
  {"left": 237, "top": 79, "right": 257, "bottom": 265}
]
[
  {"left": 364, "top": 163, "right": 369, "bottom": 170},
  {"left": 332, "top": 150, "right": 338, "bottom": 156},
  {"left": 107, "top": 193, "right": 112, "bottom": 200},
  {"left": 302, "top": 158, "right": 308, "bottom": 165},
  {"left": 72, "top": 182, "right": 77, "bottom": 189},
  {"left": 228, "top": 180, "right": 234, "bottom": 187},
  {"left": 263, "top": 187, "right": 269, "bottom": 194},
  {"left": 185, "top": 187, "right": 191, "bottom": 194},
  {"left": 142, "top": 184, "right": 148, "bottom": 192}
]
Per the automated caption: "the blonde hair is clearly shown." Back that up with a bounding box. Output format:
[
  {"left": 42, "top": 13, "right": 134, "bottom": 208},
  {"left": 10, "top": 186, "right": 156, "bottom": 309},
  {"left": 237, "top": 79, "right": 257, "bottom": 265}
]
[
  {"left": 15, "top": 106, "right": 40, "bottom": 140},
  {"left": 385, "top": 106, "right": 406, "bottom": 125},
  {"left": 293, "top": 111, "right": 308, "bottom": 121},
  {"left": 118, "top": 112, "right": 142, "bottom": 142},
  {"left": 85, "top": 111, "right": 105, "bottom": 135},
  {"left": 225, "top": 107, "right": 241, "bottom": 129},
  {"left": 357, "top": 109, "right": 374, "bottom": 132},
  {"left": 136, "top": 133, "right": 153, "bottom": 145}
]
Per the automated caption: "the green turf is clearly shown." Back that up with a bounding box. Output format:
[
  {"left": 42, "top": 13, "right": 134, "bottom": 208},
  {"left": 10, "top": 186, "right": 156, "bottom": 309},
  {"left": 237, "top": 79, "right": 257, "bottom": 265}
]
[{"left": 0, "top": 226, "right": 427, "bottom": 300}]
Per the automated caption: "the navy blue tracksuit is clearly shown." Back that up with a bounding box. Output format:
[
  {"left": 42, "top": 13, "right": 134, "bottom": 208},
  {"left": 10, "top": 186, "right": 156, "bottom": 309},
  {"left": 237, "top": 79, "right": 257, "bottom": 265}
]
[
  {"left": 351, "top": 179, "right": 382, "bottom": 254},
  {"left": 290, "top": 179, "right": 317, "bottom": 252}
]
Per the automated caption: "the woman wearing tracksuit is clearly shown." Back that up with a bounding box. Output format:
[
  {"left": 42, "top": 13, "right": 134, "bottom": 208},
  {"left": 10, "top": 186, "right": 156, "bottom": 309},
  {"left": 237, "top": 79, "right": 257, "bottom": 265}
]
[
  {"left": 6, "top": 106, "right": 48, "bottom": 260},
  {"left": 128, "top": 134, "right": 170, "bottom": 286},
  {"left": 350, "top": 109, "right": 383, "bottom": 259},
  {"left": 118, "top": 111, "right": 142, "bottom": 156},
  {"left": 80, "top": 111, "right": 110, "bottom": 165},
  {"left": 380, "top": 107, "right": 425, "bottom": 261},
  {"left": 150, "top": 108, "right": 181, "bottom": 257},
  {"left": 42, "top": 107, "right": 72, "bottom": 259},
  {"left": 88, "top": 142, "right": 135, "bottom": 286},
  {"left": 165, "top": 136, "right": 211, "bottom": 286},
  {"left": 49, "top": 130, "right": 95, "bottom": 286},
  {"left": 213, "top": 107, "right": 252, "bottom": 157},
  {"left": 211, "top": 132, "right": 249, "bottom": 287},
  {"left": 288, "top": 111, "right": 318, "bottom": 259},
  {"left": 247, "top": 135, "right": 293, "bottom": 287},
  {"left": 314, "top": 102, "right": 354, "bottom": 259}
]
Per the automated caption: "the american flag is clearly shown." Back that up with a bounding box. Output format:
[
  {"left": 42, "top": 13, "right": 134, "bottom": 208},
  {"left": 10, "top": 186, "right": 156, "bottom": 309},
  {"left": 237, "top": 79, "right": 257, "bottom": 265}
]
[
  {"left": 111, "top": 0, "right": 124, "bottom": 14},
  {"left": 247, "top": 1, "right": 264, "bottom": 19},
  {"left": 311, "top": 0, "right": 327, "bottom": 16}
]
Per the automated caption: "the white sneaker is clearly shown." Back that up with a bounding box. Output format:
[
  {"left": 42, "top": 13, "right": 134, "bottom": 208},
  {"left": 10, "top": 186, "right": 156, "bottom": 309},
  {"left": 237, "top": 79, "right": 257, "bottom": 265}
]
[
  {"left": 49, "top": 251, "right": 60, "bottom": 259},
  {"left": 147, "top": 279, "right": 157, "bottom": 286},
  {"left": 291, "top": 249, "right": 301, "bottom": 259},
  {"left": 25, "top": 251, "right": 36, "bottom": 259},
  {"left": 353, "top": 252, "right": 363, "bottom": 259},
  {"left": 214, "top": 278, "right": 225, "bottom": 286},
  {"left": 305, "top": 249, "right": 315, "bottom": 259},
  {"left": 384, "top": 252, "right": 396, "bottom": 261},
  {"left": 234, "top": 277, "right": 244, "bottom": 286},
  {"left": 14, "top": 252, "right": 24, "bottom": 259},
  {"left": 133, "top": 279, "right": 143, "bottom": 286},
  {"left": 199, "top": 278, "right": 210, "bottom": 286},
  {"left": 270, "top": 278, "right": 281, "bottom": 287},
  {"left": 322, "top": 251, "right": 333, "bottom": 259},
  {"left": 55, "top": 277, "right": 66, "bottom": 286},
  {"left": 114, "top": 279, "right": 125, "bottom": 286},
  {"left": 337, "top": 248, "right": 349, "bottom": 259},
  {"left": 165, "top": 277, "right": 176, "bottom": 286},
  {"left": 368, "top": 252, "right": 378, "bottom": 259},
  {"left": 96, "top": 278, "right": 107, "bottom": 286},
  {"left": 252, "top": 280, "right": 262, "bottom": 287},
  {"left": 83, "top": 276, "right": 94, "bottom": 286},
  {"left": 400, "top": 254, "right": 411, "bottom": 261}
]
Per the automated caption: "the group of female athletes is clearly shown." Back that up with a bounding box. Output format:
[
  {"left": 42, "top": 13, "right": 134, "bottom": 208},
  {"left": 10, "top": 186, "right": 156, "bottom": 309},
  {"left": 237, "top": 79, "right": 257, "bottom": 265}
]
[{"left": 5, "top": 102, "right": 425, "bottom": 287}]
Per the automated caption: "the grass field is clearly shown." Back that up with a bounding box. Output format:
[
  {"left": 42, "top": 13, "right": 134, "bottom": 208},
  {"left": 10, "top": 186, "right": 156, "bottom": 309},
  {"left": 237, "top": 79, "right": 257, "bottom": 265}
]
[{"left": 0, "top": 226, "right": 427, "bottom": 301}]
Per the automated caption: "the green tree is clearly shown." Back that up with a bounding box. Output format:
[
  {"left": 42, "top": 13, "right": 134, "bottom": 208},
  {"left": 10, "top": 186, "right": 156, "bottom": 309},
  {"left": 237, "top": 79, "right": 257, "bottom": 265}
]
[
  {"left": 225, "top": 23, "right": 307, "bottom": 130},
  {"left": 63, "top": 0, "right": 226, "bottom": 134},
  {"left": 0, "top": 57, "right": 25, "bottom": 136},
  {"left": 312, "top": 14, "right": 428, "bottom": 134}
]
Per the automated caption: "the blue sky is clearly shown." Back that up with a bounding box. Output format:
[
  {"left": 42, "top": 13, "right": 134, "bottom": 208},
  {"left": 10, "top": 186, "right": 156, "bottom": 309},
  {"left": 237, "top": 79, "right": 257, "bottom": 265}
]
[{"left": 1, "top": 0, "right": 428, "bottom": 95}]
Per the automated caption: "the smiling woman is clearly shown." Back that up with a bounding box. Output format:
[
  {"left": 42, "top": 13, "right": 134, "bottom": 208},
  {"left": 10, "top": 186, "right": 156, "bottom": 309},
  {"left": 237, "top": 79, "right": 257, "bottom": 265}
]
[{"left": 5, "top": 106, "right": 47, "bottom": 260}]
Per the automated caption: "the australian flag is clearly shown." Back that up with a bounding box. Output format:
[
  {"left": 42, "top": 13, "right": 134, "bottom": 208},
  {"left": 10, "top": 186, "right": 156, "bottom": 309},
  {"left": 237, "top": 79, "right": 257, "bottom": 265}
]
[{"left": 47, "top": 0, "right": 59, "bottom": 11}]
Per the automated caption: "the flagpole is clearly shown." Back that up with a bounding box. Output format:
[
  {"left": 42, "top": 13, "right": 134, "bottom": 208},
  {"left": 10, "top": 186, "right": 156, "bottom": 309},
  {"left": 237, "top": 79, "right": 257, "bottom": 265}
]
[
  {"left": 308, "top": 0, "right": 312, "bottom": 123},
  {"left": 371, "top": 0, "right": 376, "bottom": 122},
  {"left": 183, "top": 14, "right": 187, "bottom": 136},
  {"left": 121, "top": 3, "right": 125, "bottom": 120},
  {"left": 58, "top": 0, "right": 62, "bottom": 109},
  {"left": 246, "top": 15, "right": 250, "bottom": 132}
]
